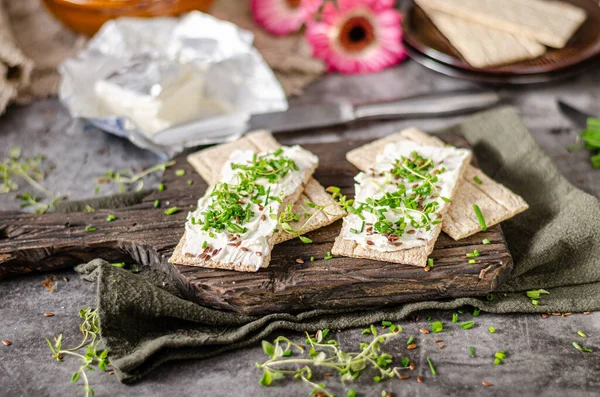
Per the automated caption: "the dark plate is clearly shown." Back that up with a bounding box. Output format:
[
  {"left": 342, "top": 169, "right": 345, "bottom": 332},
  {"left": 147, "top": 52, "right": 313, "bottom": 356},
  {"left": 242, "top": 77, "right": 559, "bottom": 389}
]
[
  {"left": 403, "top": 0, "right": 600, "bottom": 75},
  {"left": 405, "top": 42, "right": 600, "bottom": 85}
]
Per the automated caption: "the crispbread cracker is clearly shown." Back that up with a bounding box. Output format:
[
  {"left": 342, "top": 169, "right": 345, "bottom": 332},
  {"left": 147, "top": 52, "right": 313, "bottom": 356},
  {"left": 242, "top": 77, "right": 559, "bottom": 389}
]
[
  {"left": 333, "top": 141, "right": 471, "bottom": 267},
  {"left": 346, "top": 128, "right": 529, "bottom": 240},
  {"left": 169, "top": 150, "right": 317, "bottom": 272},
  {"left": 420, "top": 7, "right": 546, "bottom": 68},
  {"left": 187, "top": 131, "right": 345, "bottom": 244},
  {"left": 415, "top": 0, "right": 586, "bottom": 49}
]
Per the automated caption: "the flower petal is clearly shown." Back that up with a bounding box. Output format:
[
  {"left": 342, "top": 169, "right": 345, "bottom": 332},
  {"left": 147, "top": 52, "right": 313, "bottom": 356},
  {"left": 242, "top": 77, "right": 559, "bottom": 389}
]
[{"left": 251, "top": 0, "right": 323, "bottom": 36}]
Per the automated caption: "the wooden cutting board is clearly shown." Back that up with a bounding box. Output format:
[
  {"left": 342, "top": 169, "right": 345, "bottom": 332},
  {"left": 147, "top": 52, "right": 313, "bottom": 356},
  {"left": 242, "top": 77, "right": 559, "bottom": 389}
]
[{"left": 0, "top": 135, "right": 513, "bottom": 315}]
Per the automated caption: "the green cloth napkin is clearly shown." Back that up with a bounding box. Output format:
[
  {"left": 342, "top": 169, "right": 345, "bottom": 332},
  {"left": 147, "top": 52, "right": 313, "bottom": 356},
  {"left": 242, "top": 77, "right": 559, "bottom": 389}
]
[{"left": 73, "top": 106, "right": 600, "bottom": 383}]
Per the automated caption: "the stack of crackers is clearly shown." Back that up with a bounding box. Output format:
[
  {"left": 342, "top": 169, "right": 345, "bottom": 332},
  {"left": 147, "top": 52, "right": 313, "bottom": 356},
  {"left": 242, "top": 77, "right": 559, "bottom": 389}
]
[
  {"left": 415, "top": 0, "right": 587, "bottom": 68},
  {"left": 170, "top": 128, "right": 528, "bottom": 271},
  {"left": 169, "top": 131, "right": 346, "bottom": 271}
]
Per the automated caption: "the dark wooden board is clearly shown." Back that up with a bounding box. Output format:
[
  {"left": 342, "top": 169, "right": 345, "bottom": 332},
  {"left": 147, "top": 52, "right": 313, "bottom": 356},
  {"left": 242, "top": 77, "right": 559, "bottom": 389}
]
[{"left": 0, "top": 135, "right": 513, "bottom": 315}]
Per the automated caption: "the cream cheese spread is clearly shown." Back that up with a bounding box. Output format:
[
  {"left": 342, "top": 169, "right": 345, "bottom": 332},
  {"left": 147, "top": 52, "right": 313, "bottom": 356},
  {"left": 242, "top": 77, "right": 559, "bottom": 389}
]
[
  {"left": 182, "top": 145, "right": 318, "bottom": 270},
  {"left": 342, "top": 141, "right": 470, "bottom": 252}
]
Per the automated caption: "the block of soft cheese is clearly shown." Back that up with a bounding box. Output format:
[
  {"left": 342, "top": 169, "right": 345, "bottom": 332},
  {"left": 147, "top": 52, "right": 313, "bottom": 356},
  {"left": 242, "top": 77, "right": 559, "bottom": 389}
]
[{"left": 95, "top": 62, "right": 228, "bottom": 135}]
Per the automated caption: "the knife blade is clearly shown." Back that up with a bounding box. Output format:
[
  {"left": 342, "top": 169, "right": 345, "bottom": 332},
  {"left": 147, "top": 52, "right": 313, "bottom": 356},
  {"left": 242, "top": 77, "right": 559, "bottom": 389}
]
[
  {"left": 154, "top": 89, "right": 501, "bottom": 145},
  {"left": 557, "top": 99, "right": 593, "bottom": 129},
  {"left": 250, "top": 89, "right": 502, "bottom": 134}
]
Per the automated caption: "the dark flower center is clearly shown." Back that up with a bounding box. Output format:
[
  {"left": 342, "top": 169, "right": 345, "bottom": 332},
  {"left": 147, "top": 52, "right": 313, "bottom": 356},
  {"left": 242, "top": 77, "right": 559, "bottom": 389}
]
[
  {"left": 339, "top": 16, "right": 375, "bottom": 52},
  {"left": 286, "top": 0, "right": 301, "bottom": 8}
]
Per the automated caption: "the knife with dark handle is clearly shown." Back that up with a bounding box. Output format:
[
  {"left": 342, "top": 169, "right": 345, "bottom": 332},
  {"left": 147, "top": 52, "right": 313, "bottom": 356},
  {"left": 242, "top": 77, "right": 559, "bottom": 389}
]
[
  {"left": 250, "top": 89, "right": 502, "bottom": 133},
  {"left": 149, "top": 89, "right": 502, "bottom": 157}
]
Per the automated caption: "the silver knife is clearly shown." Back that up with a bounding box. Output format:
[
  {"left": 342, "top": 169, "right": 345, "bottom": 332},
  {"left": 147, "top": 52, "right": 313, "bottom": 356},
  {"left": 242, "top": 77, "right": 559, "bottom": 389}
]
[
  {"left": 147, "top": 89, "right": 501, "bottom": 158},
  {"left": 155, "top": 89, "right": 500, "bottom": 140}
]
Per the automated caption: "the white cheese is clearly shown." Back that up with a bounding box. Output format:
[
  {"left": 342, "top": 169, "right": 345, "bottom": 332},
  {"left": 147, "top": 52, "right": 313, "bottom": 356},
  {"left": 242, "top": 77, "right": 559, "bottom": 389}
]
[
  {"left": 182, "top": 146, "right": 318, "bottom": 271},
  {"left": 342, "top": 141, "right": 470, "bottom": 252},
  {"left": 94, "top": 65, "right": 229, "bottom": 135}
]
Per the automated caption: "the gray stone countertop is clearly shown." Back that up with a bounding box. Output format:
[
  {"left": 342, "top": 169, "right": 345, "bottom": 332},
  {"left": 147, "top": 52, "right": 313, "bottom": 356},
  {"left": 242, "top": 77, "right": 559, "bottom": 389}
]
[{"left": 1, "top": 60, "right": 599, "bottom": 397}]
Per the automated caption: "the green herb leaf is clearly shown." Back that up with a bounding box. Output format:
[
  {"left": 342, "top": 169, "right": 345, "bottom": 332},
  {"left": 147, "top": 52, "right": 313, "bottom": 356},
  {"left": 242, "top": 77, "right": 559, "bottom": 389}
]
[
  {"left": 572, "top": 341, "right": 593, "bottom": 353},
  {"left": 347, "top": 389, "right": 357, "bottom": 397},
  {"left": 111, "top": 262, "right": 125, "bottom": 268},
  {"left": 488, "top": 327, "right": 496, "bottom": 333},
  {"left": 153, "top": 199, "right": 160, "bottom": 208},
  {"left": 261, "top": 340, "right": 274, "bottom": 356},
  {"left": 299, "top": 235, "right": 313, "bottom": 244},
  {"left": 164, "top": 206, "right": 179, "bottom": 215},
  {"left": 430, "top": 321, "right": 444, "bottom": 333},
  {"left": 459, "top": 321, "right": 474, "bottom": 330},
  {"left": 473, "top": 204, "right": 487, "bottom": 231},
  {"left": 175, "top": 169, "right": 185, "bottom": 177},
  {"left": 85, "top": 225, "right": 96, "bottom": 232},
  {"left": 578, "top": 330, "right": 587, "bottom": 338},
  {"left": 259, "top": 370, "right": 272, "bottom": 386},
  {"left": 427, "top": 357, "right": 437, "bottom": 376},
  {"left": 452, "top": 313, "right": 459, "bottom": 323},
  {"left": 407, "top": 336, "right": 414, "bottom": 345},
  {"left": 473, "top": 176, "right": 483, "bottom": 185},
  {"left": 473, "top": 308, "right": 481, "bottom": 317},
  {"left": 106, "top": 214, "right": 116, "bottom": 222},
  {"left": 469, "top": 346, "right": 475, "bottom": 357},
  {"left": 482, "top": 238, "right": 491, "bottom": 245}
]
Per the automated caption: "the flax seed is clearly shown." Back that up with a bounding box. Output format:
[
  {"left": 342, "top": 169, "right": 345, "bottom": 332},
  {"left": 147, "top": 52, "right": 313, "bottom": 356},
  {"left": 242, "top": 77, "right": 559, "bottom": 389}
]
[
  {"left": 419, "top": 328, "right": 430, "bottom": 334},
  {"left": 541, "top": 313, "right": 549, "bottom": 319},
  {"left": 482, "top": 381, "right": 493, "bottom": 387},
  {"left": 324, "top": 373, "right": 333, "bottom": 377},
  {"left": 424, "top": 265, "right": 431, "bottom": 272},
  {"left": 563, "top": 312, "right": 572, "bottom": 316},
  {"left": 439, "top": 344, "right": 446, "bottom": 349},
  {"left": 44, "top": 312, "right": 54, "bottom": 317},
  {"left": 240, "top": 247, "right": 249, "bottom": 252},
  {"left": 2, "top": 340, "right": 11, "bottom": 346},
  {"left": 551, "top": 312, "right": 561, "bottom": 316},
  {"left": 256, "top": 252, "right": 263, "bottom": 256},
  {"left": 434, "top": 339, "right": 443, "bottom": 343},
  {"left": 407, "top": 230, "right": 416, "bottom": 234},
  {"left": 399, "top": 375, "right": 410, "bottom": 380},
  {"left": 296, "top": 258, "right": 304, "bottom": 264},
  {"left": 584, "top": 312, "right": 590, "bottom": 315},
  {"left": 386, "top": 393, "right": 393, "bottom": 397},
  {"left": 409, "top": 362, "right": 415, "bottom": 371},
  {"left": 407, "top": 343, "right": 417, "bottom": 350},
  {"left": 417, "top": 376, "right": 423, "bottom": 383},
  {"left": 366, "top": 240, "right": 374, "bottom": 245},
  {"left": 261, "top": 214, "right": 266, "bottom": 221}
]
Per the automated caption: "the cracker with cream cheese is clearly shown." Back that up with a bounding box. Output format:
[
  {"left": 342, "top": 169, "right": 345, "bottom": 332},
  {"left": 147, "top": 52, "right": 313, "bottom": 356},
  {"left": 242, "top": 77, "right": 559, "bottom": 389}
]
[
  {"left": 187, "top": 131, "right": 345, "bottom": 244},
  {"left": 332, "top": 141, "right": 472, "bottom": 267},
  {"left": 346, "top": 128, "right": 529, "bottom": 240}
]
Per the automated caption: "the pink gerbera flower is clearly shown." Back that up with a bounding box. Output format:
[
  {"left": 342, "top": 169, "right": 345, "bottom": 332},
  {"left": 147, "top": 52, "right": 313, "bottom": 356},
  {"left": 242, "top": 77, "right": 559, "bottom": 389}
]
[
  {"left": 250, "top": 0, "right": 323, "bottom": 36},
  {"left": 305, "top": 0, "right": 407, "bottom": 74}
]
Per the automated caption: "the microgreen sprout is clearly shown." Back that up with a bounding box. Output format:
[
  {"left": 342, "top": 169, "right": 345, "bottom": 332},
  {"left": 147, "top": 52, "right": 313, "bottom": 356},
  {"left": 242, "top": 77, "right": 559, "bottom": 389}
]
[
  {"left": 1, "top": 146, "right": 63, "bottom": 213},
  {"left": 572, "top": 342, "right": 593, "bottom": 353},
  {"left": 46, "top": 307, "right": 109, "bottom": 397},
  {"left": 256, "top": 328, "right": 401, "bottom": 396},
  {"left": 96, "top": 160, "right": 174, "bottom": 193}
]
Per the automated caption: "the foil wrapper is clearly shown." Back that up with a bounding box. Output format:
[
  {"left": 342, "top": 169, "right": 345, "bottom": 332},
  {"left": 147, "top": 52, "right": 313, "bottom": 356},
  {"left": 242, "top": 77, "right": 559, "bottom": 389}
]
[{"left": 59, "top": 12, "right": 287, "bottom": 157}]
